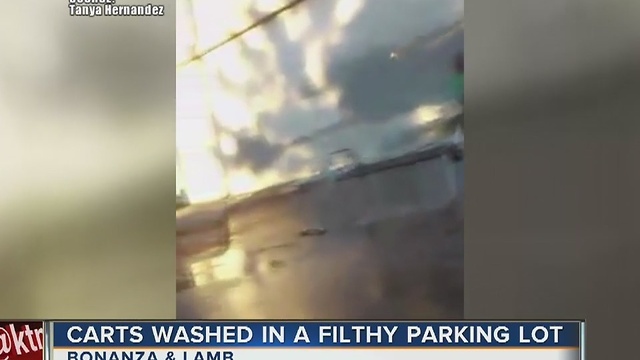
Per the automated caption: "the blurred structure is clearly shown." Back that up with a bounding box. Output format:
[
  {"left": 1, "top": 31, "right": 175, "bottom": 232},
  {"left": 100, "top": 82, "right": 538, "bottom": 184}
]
[
  {"left": 176, "top": 0, "right": 464, "bottom": 319},
  {"left": 176, "top": 0, "right": 463, "bottom": 203},
  {"left": 0, "top": 0, "right": 177, "bottom": 318}
]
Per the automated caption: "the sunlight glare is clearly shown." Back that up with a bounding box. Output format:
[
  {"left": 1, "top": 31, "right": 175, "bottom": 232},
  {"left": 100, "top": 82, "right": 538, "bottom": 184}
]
[
  {"left": 304, "top": 39, "right": 326, "bottom": 87},
  {"left": 203, "top": 54, "right": 257, "bottom": 132},
  {"left": 176, "top": 0, "right": 195, "bottom": 63},
  {"left": 413, "top": 105, "right": 443, "bottom": 125},
  {"left": 334, "top": 0, "right": 364, "bottom": 26},
  {"left": 242, "top": 28, "right": 269, "bottom": 51},
  {"left": 177, "top": 65, "right": 226, "bottom": 201},
  {"left": 192, "top": 0, "right": 252, "bottom": 51},
  {"left": 211, "top": 42, "right": 251, "bottom": 86},
  {"left": 250, "top": 75, "right": 287, "bottom": 113},
  {"left": 219, "top": 133, "right": 238, "bottom": 156},
  {"left": 176, "top": 118, "right": 215, "bottom": 151},
  {"left": 210, "top": 86, "right": 256, "bottom": 132},
  {"left": 180, "top": 151, "right": 226, "bottom": 203},
  {"left": 253, "top": 0, "right": 286, "bottom": 13},
  {"left": 177, "top": 65, "right": 208, "bottom": 119},
  {"left": 228, "top": 170, "right": 259, "bottom": 195},
  {"left": 190, "top": 246, "right": 247, "bottom": 285},
  {"left": 282, "top": 7, "right": 311, "bottom": 42},
  {"left": 209, "top": 247, "right": 246, "bottom": 281}
]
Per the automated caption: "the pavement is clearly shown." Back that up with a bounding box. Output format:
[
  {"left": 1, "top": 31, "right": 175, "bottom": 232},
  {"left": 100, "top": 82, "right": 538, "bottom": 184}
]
[{"left": 177, "top": 157, "right": 463, "bottom": 319}]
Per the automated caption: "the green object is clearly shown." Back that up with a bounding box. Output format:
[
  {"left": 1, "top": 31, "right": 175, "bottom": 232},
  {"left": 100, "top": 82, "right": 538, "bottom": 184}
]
[{"left": 452, "top": 73, "right": 464, "bottom": 102}]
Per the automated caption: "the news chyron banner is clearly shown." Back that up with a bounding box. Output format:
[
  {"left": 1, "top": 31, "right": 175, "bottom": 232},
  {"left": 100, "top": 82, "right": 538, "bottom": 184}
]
[
  {"left": 46, "top": 321, "right": 585, "bottom": 360},
  {"left": 0, "top": 322, "right": 44, "bottom": 360}
]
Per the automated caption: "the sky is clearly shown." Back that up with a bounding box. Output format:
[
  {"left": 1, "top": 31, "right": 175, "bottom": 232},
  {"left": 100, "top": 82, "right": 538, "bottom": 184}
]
[{"left": 176, "top": 0, "right": 463, "bottom": 201}]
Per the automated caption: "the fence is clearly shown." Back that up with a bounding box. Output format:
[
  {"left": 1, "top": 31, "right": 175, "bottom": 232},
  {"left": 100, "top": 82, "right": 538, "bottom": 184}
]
[{"left": 297, "top": 146, "right": 463, "bottom": 230}]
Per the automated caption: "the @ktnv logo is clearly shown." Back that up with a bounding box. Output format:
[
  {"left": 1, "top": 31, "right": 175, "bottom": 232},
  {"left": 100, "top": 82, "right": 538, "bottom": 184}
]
[{"left": 0, "top": 323, "right": 43, "bottom": 360}]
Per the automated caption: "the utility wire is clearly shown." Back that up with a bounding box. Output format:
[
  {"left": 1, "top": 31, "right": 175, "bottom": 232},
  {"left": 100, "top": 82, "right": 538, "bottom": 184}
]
[{"left": 177, "top": 0, "right": 309, "bottom": 68}]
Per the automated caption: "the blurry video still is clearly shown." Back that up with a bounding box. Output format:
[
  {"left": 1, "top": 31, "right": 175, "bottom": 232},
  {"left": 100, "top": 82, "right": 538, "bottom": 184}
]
[{"left": 176, "top": 0, "right": 464, "bottom": 319}]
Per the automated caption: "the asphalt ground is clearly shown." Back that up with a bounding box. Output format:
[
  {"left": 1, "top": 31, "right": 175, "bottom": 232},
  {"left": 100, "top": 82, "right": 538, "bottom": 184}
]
[{"left": 177, "top": 157, "right": 463, "bottom": 319}]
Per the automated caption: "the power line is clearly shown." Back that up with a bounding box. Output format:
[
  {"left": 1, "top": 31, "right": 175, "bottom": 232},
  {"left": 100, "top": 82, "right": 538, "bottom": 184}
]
[{"left": 177, "top": 0, "right": 310, "bottom": 68}]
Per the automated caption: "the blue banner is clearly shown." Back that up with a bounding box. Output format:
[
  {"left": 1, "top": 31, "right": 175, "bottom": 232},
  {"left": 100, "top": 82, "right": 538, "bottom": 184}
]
[{"left": 52, "top": 321, "right": 580, "bottom": 348}]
